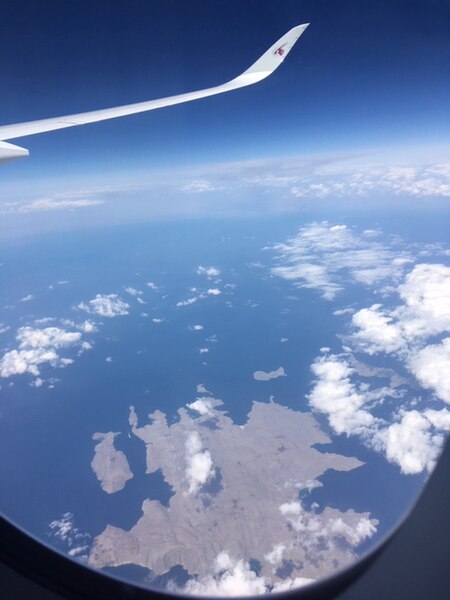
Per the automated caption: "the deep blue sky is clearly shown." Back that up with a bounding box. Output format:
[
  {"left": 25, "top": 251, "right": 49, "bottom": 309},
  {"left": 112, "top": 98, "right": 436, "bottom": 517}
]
[{"left": 1, "top": 0, "right": 449, "bottom": 183}]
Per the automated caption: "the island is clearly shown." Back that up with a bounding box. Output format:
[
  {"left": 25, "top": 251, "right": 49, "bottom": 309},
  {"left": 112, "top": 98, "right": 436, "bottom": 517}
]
[
  {"left": 88, "top": 397, "right": 378, "bottom": 590},
  {"left": 253, "top": 367, "right": 286, "bottom": 381},
  {"left": 91, "top": 432, "right": 133, "bottom": 494}
]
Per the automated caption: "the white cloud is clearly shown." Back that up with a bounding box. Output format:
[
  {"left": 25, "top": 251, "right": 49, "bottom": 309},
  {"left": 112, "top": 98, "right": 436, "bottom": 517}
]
[
  {"left": 328, "top": 516, "right": 377, "bottom": 546},
  {"left": 408, "top": 338, "right": 450, "bottom": 404},
  {"left": 308, "top": 353, "right": 450, "bottom": 475},
  {"left": 124, "top": 287, "right": 143, "bottom": 296},
  {"left": 279, "top": 498, "right": 377, "bottom": 551},
  {"left": 152, "top": 318, "right": 164, "bottom": 323},
  {"left": 146, "top": 281, "right": 159, "bottom": 291},
  {"left": 185, "top": 432, "right": 215, "bottom": 495},
  {"left": 196, "top": 383, "right": 210, "bottom": 394},
  {"left": 352, "top": 304, "right": 405, "bottom": 355},
  {"left": 0, "top": 325, "right": 86, "bottom": 378},
  {"left": 48, "top": 512, "right": 90, "bottom": 549},
  {"left": 20, "top": 294, "right": 33, "bottom": 302},
  {"left": 271, "top": 222, "right": 411, "bottom": 300},
  {"left": 308, "top": 355, "right": 376, "bottom": 436},
  {"left": 191, "top": 324, "right": 204, "bottom": 331},
  {"left": 264, "top": 544, "right": 285, "bottom": 566},
  {"left": 18, "top": 198, "right": 103, "bottom": 213},
  {"left": 350, "top": 266, "right": 450, "bottom": 403},
  {"left": 173, "top": 552, "right": 315, "bottom": 597},
  {"left": 187, "top": 398, "right": 216, "bottom": 417},
  {"left": 333, "top": 308, "right": 354, "bottom": 316},
  {"left": 78, "top": 294, "right": 129, "bottom": 317},
  {"left": 30, "top": 377, "right": 44, "bottom": 388},
  {"left": 279, "top": 500, "right": 302, "bottom": 516},
  {"left": 395, "top": 263, "right": 450, "bottom": 339},
  {"left": 199, "top": 347, "right": 209, "bottom": 354},
  {"left": 375, "top": 410, "right": 449, "bottom": 475},
  {"left": 178, "top": 552, "right": 268, "bottom": 597},
  {"left": 352, "top": 263, "right": 450, "bottom": 354},
  {"left": 197, "top": 266, "right": 221, "bottom": 277},
  {"left": 207, "top": 288, "right": 222, "bottom": 296},
  {"left": 68, "top": 545, "right": 90, "bottom": 558},
  {"left": 271, "top": 577, "right": 315, "bottom": 593},
  {"left": 289, "top": 161, "right": 450, "bottom": 200},
  {"left": 79, "top": 320, "right": 97, "bottom": 333},
  {"left": 176, "top": 297, "right": 198, "bottom": 307}
]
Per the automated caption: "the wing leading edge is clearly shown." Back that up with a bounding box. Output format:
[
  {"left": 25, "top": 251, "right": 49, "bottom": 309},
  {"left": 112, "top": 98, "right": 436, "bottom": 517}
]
[{"left": 0, "top": 24, "right": 309, "bottom": 161}]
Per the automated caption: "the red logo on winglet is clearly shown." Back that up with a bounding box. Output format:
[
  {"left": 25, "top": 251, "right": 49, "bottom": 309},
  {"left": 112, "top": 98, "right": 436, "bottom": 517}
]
[{"left": 274, "top": 45, "right": 286, "bottom": 56}]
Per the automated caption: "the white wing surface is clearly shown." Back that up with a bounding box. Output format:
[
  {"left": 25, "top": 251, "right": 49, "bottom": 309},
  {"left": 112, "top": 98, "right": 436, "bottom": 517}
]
[{"left": 0, "top": 24, "right": 308, "bottom": 161}]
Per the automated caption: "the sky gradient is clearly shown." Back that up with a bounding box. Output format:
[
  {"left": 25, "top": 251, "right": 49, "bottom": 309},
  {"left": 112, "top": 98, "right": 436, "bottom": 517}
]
[{"left": 1, "top": 0, "right": 449, "bottom": 186}]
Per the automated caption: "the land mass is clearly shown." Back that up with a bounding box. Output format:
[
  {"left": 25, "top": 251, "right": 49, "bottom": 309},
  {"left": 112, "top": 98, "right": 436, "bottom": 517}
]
[
  {"left": 89, "top": 398, "right": 377, "bottom": 589},
  {"left": 253, "top": 367, "right": 286, "bottom": 381},
  {"left": 91, "top": 432, "right": 133, "bottom": 494}
]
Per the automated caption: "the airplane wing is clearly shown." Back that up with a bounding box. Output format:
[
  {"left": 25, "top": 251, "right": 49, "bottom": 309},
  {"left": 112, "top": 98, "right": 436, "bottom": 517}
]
[{"left": 0, "top": 24, "right": 309, "bottom": 162}]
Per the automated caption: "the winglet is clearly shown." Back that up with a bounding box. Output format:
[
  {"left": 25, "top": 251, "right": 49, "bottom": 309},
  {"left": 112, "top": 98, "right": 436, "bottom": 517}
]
[{"left": 234, "top": 23, "right": 309, "bottom": 85}]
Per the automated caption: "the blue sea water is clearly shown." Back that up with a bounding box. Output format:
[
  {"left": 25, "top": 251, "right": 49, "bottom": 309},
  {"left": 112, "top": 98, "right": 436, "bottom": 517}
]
[{"left": 0, "top": 212, "right": 447, "bottom": 575}]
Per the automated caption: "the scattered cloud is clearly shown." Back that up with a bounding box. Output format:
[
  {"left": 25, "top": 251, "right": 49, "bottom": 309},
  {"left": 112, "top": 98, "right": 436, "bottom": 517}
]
[
  {"left": 279, "top": 499, "right": 377, "bottom": 547},
  {"left": 196, "top": 383, "right": 210, "bottom": 394},
  {"left": 270, "top": 221, "right": 450, "bottom": 475},
  {"left": 48, "top": 512, "right": 91, "bottom": 556},
  {"left": 264, "top": 543, "right": 285, "bottom": 566},
  {"left": 408, "top": 338, "right": 450, "bottom": 404},
  {"left": 176, "top": 296, "right": 198, "bottom": 307},
  {"left": 0, "top": 325, "right": 88, "bottom": 379},
  {"left": 197, "top": 266, "right": 221, "bottom": 277},
  {"left": 78, "top": 294, "right": 129, "bottom": 317},
  {"left": 124, "top": 287, "right": 143, "bottom": 297},
  {"left": 146, "top": 281, "right": 159, "bottom": 291},
  {"left": 78, "top": 320, "right": 97, "bottom": 333},
  {"left": 308, "top": 353, "right": 450, "bottom": 475},
  {"left": 172, "top": 548, "right": 319, "bottom": 596},
  {"left": 352, "top": 264, "right": 450, "bottom": 355},
  {"left": 271, "top": 222, "right": 412, "bottom": 300},
  {"left": 374, "top": 409, "right": 450, "bottom": 475},
  {"left": 185, "top": 432, "right": 215, "bottom": 495},
  {"left": 20, "top": 294, "right": 33, "bottom": 302},
  {"left": 207, "top": 288, "right": 222, "bottom": 296},
  {"left": 289, "top": 162, "right": 450, "bottom": 200},
  {"left": 308, "top": 355, "right": 377, "bottom": 437},
  {"left": 187, "top": 398, "right": 216, "bottom": 417}
]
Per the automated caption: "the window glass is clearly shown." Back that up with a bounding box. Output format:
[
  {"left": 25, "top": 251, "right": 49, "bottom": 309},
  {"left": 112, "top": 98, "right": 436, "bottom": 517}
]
[{"left": 1, "top": 1, "right": 449, "bottom": 596}]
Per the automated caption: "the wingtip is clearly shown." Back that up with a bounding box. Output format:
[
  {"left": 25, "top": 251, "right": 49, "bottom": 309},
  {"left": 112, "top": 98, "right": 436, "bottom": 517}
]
[
  {"left": 292, "top": 23, "right": 310, "bottom": 34},
  {"left": 236, "top": 22, "right": 310, "bottom": 83}
]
